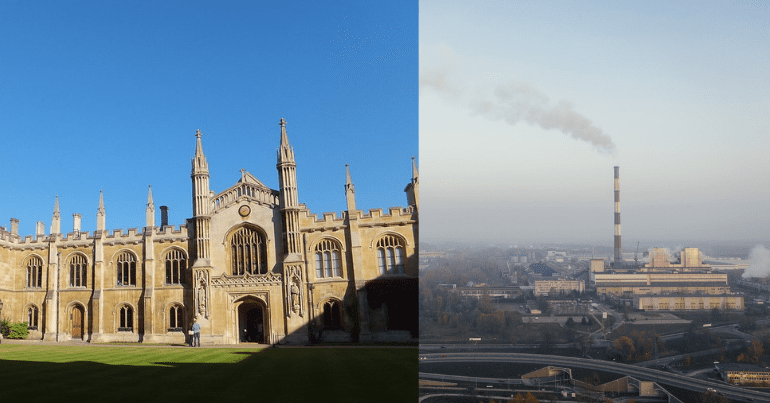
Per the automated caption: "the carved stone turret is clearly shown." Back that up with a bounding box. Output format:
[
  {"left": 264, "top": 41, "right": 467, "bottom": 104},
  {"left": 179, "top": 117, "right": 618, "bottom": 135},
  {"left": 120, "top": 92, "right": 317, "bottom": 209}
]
[
  {"left": 191, "top": 129, "right": 211, "bottom": 265},
  {"left": 276, "top": 118, "right": 302, "bottom": 258}
]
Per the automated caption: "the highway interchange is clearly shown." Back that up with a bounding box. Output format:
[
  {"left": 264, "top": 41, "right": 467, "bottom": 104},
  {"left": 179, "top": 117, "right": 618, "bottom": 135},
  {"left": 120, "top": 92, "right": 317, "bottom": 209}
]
[{"left": 419, "top": 351, "right": 770, "bottom": 402}]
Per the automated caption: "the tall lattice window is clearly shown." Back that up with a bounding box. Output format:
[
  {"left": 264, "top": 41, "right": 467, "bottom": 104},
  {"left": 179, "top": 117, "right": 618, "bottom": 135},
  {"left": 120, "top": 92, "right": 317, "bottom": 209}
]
[
  {"left": 165, "top": 249, "right": 186, "bottom": 284},
  {"left": 27, "top": 305, "right": 39, "bottom": 329},
  {"left": 26, "top": 256, "right": 43, "bottom": 288},
  {"left": 314, "top": 239, "right": 342, "bottom": 279},
  {"left": 118, "top": 305, "right": 133, "bottom": 331},
  {"left": 70, "top": 254, "right": 87, "bottom": 287},
  {"left": 375, "top": 235, "right": 406, "bottom": 275},
  {"left": 230, "top": 226, "right": 267, "bottom": 275},
  {"left": 116, "top": 252, "right": 136, "bottom": 286},
  {"left": 169, "top": 305, "right": 183, "bottom": 331}
]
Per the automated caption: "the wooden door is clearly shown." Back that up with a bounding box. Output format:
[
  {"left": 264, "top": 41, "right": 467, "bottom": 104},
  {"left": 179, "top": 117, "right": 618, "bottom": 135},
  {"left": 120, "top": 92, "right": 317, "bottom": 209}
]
[{"left": 72, "top": 306, "right": 83, "bottom": 339}]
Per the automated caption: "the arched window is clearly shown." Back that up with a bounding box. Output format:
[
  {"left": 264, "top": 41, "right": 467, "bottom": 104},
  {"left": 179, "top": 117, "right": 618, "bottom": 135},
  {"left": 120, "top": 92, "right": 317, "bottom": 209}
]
[
  {"left": 118, "top": 305, "right": 133, "bottom": 331},
  {"left": 26, "top": 256, "right": 43, "bottom": 288},
  {"left": 116, "top": 251, "right": 136, "bottom": 286},
  {"left": 375, "top": 235, "right": 406, "bottom": 275},
  {"left": 69, "top": 254, "right": 87, "bottom": 287},
  {"left": 169, "top": 305, "right": 183, "bottom": 331},
  {"left": 230, "top": 226, "right": 267, "bottom": 275},
  {"left": 27, "top": 305, "right": 39, "bottom": 330},
  {"left": 314, "top": 239, "right": 342, "bottom": 279},
  {"left": 165, "top": 249, "right": 186, "bottom": 285},
  {"left": 322, "top": 300, "right": 342, "bottom": 329}
]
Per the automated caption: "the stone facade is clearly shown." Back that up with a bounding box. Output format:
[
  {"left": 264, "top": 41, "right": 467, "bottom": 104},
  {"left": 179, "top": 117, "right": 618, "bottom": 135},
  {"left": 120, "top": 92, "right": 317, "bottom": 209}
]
[{"left": 0, "top": 120, "right": 418, "bottom": 344}]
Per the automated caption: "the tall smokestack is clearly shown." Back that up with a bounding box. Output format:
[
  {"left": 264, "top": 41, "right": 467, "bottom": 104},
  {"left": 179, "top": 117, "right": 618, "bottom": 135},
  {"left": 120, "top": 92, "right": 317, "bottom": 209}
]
[{"left": 614, "top": 166, "right": 621, "bottom": 267}]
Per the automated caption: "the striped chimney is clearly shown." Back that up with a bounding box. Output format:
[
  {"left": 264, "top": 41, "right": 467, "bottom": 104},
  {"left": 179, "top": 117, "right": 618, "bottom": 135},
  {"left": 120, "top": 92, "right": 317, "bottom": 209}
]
[{"left": 614, "top": 166, "right": 621, "bottom": 267}]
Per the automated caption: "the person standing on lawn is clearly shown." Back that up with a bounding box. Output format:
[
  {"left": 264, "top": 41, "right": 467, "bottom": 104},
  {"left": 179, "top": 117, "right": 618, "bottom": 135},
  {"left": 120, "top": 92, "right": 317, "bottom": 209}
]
[{"left": 192, "top": 317, "right": 201, "bottom": 347}]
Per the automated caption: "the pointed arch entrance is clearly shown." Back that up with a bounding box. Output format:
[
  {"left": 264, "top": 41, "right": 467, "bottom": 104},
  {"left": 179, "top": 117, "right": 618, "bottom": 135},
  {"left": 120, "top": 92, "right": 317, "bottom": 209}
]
[
  {"left": 71, "top": 304, "right": 85, "bottom": 339},
  {"left": 235, "top": 296, "right": 268, "bottom": 344}
]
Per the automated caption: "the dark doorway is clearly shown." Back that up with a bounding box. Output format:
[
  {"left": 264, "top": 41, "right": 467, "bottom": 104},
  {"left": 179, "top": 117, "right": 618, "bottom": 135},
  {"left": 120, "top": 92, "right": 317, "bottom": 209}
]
[
  {"left": 238, "top": 302, "right": 264, "bottom": 343},
  {"left": 323, "top": 300, "right": 342, "bottom": 329},
  {"left": 71, "top": 306, "right": 84, "bottom": 339}
]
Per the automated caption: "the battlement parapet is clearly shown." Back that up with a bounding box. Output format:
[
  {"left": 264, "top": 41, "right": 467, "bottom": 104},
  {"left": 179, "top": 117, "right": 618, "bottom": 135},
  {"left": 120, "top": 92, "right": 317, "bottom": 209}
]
[
  {"left": 0, "top": 231, "right": 20, "bottom": 244},
  {"left": 18, "top": 235, "right": 48, "bottom": 247},
  {"left": 63, "top": 231, "right": 92, "bottom": 241},
  {"left": 153, "top": 224, "right": 189, "bottom": 243},
  {"left": 156, "top": 224, "right": 188, "bottom": 236},
  {"left": 361, "top": 207, "right": 409, "bottom": 218}
]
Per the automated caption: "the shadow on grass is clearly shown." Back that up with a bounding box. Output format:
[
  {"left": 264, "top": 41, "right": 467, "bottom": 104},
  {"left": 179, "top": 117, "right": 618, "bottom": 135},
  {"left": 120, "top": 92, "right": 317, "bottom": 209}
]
[{"left": 0, "top": 347, "right": 417, "bottom": 403}]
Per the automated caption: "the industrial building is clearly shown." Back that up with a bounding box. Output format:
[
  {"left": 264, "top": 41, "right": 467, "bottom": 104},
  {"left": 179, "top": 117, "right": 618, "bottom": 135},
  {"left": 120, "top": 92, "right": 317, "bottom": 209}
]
[
  {"left": 534, "top": 279, "right": 585, "bottom": 296},
  {"left": 634, "top": 294, "right": 743, "bottom": 311},
  {"left": 593, "top": 272, "right": 730, "bottom": 296},
  {"left": 456, "top": 285, "right": 521, "bottom": 299},
  {"left": 716, "top": 363, "right": 770, "bottom": 386}
]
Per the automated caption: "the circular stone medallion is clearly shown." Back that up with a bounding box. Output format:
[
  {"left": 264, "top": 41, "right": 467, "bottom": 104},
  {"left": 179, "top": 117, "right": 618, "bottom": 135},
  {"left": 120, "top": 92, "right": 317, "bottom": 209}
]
[{"left": 238, "top": 205, "right": 251, "bottom": 217}]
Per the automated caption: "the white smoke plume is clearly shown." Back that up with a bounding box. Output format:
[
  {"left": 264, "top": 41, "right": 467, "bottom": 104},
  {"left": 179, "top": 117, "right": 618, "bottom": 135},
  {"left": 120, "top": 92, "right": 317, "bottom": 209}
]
[
  {"left": 743, "top": 245, "right": 770, "bottom": 278},
  {"left": 421, "top": 45, "right": 617, "bottom": 155}
]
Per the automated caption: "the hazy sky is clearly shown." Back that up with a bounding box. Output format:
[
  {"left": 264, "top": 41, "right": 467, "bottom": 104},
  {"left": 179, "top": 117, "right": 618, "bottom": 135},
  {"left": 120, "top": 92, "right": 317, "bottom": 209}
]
[
  {"left": 420, "top": 1, "right": 769, "bottom": 245},
  {"left": 0, "top": 2, "right": 417, "bottom": 237}
]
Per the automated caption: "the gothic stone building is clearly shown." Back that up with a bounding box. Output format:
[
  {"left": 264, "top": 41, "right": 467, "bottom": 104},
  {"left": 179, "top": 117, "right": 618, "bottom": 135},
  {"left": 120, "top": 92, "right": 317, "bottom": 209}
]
[{"left": 0, "top": 119, "right": 418, "bottom": 344}]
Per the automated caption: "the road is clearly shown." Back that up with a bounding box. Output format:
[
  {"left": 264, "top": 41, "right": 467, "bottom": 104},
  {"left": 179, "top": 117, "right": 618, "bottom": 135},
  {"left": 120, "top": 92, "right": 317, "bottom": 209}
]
[{"left": 419, "top": 352, "right": 770, "bottom": 403}]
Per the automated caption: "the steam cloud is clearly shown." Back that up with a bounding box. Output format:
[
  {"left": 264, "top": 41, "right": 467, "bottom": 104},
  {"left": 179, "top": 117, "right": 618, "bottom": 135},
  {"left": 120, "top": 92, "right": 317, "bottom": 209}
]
[
  {"left": 744, "top": 245, "right": 770, "bottom": 278},
  {"left": 421, "top": 46, "right": 617, "bottom": 154}
]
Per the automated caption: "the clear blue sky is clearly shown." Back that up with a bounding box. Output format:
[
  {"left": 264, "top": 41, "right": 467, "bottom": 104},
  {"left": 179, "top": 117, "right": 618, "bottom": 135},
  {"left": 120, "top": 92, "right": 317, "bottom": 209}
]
[
  {"left": 0, "top": 1, "right": 417, "bottom": 237},
  {"left": 421, "top": 0, "right": 769, "bottom": 245}
]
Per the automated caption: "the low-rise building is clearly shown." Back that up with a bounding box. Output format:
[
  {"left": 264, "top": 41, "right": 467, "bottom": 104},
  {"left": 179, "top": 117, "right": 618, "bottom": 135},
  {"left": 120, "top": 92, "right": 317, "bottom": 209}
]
[
  {"left": 634, "top": 294, "right": 743, "bottom": 311},
  {"left": 534, "top": 279, "right": 585, "bottom": 296},
  {"left": 716, "top": 363, "right": 770, "bottom": 385},
  {"left": 594, "top": 272, "right": 729, "bottom": 296},
  {"left": 456, "top": 286, "right": 521, "bottom": 299}
]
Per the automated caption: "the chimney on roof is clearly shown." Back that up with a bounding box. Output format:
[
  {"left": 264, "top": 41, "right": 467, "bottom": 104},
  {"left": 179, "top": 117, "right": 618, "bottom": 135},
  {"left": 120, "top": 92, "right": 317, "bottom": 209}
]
[
  {"left": 160, "top": 206, "right": 169, "bottom": 227},
  {"left": 73, "top": 213, "right": 81, "bottom": 233},
  {"left": 10, "top": 218, "right": 19, "bottom": 235}
]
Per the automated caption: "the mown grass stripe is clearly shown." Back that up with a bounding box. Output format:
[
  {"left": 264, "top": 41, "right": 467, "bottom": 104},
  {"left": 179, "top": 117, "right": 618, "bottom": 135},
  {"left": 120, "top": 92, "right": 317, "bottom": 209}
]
[{"left": 0, "top": 345, "right": 416, "bottom": 402}]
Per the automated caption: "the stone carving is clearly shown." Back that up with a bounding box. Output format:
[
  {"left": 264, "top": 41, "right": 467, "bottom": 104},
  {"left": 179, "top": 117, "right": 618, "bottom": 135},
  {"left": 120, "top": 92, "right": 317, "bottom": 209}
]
[
  {"left": 195, "top": 270, "right": 209, "bottom": 318},
  {"left": 210, "top": 273, "right": 282, "bottom": 287},
  {"left": 284, "top": 265, "right": 304, "bottom": 318},
  {"left": 291, "top": 282, "right": 300, "bottom": 313}
]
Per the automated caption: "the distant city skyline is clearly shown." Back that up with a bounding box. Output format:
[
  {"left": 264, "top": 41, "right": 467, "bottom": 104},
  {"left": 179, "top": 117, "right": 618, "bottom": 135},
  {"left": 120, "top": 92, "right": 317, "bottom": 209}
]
[
  {"left": 0, "top": 2, "right": 417, "bottom": 237},
  {"left": 420, "top": 1, "right": 769, "bottom": 245}
]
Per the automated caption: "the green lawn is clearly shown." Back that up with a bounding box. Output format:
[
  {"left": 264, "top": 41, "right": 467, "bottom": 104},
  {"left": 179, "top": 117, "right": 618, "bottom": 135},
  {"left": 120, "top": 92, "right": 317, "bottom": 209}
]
[{"left": 0, "top": 345, "right": 417, "bottom": 402}]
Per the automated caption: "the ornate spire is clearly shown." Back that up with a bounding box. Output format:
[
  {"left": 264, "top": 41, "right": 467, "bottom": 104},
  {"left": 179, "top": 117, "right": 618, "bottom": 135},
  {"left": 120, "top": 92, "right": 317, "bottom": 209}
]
[
  {"left": 98, "top": 190, "right": 105, "bottom": 213},
  {"left": 51, "top": 195, "right": 61, "bottom": 234},
  {"left": 277, "top": 118, "right": 295, "bottom": 164},
  {"left": 97, "top": 190, "right": 106, "bottom": 231},
  {"left": 345, "top": 164, "right": 355, "bottom": 193},
  {"left": 405, "top": 157, "right": 419, "bottom": 209},
  {"left": 345, "top": 164, "right": 356, "bottom": 212},
  {"left": 280, "top": 118, "right": 288, "bottom": 147},
  {"left": 146, "top": 185, "right": 155, "bottom": 228},
  {"left": 192, "top": 129, "right": 208, "bottom": 174},
  {"left": 147, "top": 185, "right": 154, "bottom": 208}
]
